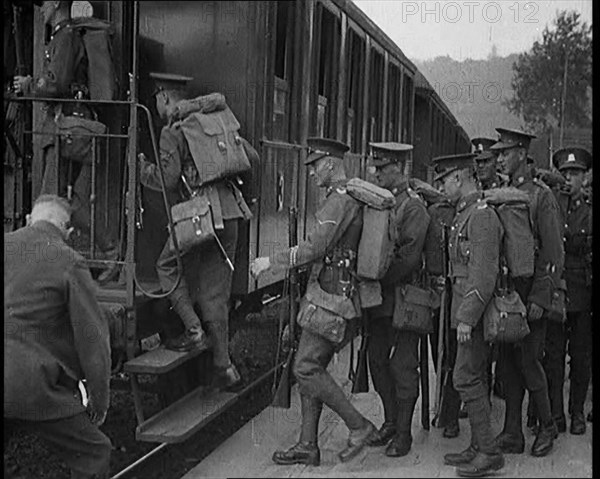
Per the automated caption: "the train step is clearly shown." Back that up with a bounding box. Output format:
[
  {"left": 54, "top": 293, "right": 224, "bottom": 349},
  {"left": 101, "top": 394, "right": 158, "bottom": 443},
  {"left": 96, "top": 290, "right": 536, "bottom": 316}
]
[
  {"left": 136, "top": 386, "right": 238, "bottom": 443},
  {"left": 124, "top": 344, "right": 210, "bottom": 375},
  {"left": 95, "top": 280, "right": 162, "bottom": 306}
]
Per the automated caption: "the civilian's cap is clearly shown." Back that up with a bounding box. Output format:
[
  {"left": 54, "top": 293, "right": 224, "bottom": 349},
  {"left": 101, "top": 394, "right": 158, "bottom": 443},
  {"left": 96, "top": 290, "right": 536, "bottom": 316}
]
[
  {"left": 490, "top": 127, "right": 536, "bottom": 151},
  {"left": 552, "top": 147, "right": 592, "bottom": 172},
  {"left": 149, "top": 72, "right": 193, "bottom": 97},
  {"left": 369, "top": 142, "right": 413, "bottom": 167},
  {"left": 432, "top": 153, "right": 477, "bottom": 182},
  {"left": 305, "top": 137, "right": 349, "bottom": 165}
]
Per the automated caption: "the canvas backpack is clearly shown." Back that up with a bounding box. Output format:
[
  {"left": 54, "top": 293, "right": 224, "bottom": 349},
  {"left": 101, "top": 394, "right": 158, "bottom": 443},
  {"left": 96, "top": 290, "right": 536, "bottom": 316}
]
[
  {"left": 457, "top": 187, "right": 535, "bottom": 279},
  {"left": 69, "top": 17, "right": 119, "bottom": 101},
  {"left": 178, "top": 102, "right": 252, "bottom": 187},
  {"left": 346, "top": 178, "right": 402, "bottom": 280}
]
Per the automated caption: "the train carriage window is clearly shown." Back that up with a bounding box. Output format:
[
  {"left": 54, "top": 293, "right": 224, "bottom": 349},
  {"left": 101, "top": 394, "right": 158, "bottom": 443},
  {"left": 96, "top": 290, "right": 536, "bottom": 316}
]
[
  {"left": 401, "top": 74, "right": 414, "bottom": 143},
  {"left": 346, "top": 30, "right": 365, "bottom": 152},
  {"left": 387, "top": 63, "right": 401, "bottom": 141},
  {"left": 368, "top": 48, "right": 384, "bottom": 143},
  {"left": 273, "top": 1, "right": 294, "bottom": 141},
  {"left": 314, "top": 5, "right": 340, "bottom": 137}
]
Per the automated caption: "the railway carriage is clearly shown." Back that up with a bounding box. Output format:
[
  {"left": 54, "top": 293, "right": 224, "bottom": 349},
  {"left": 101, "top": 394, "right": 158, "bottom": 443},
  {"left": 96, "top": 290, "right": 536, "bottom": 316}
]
[{"left": 4, "top": 0, "right": 470, "bottom": 453}]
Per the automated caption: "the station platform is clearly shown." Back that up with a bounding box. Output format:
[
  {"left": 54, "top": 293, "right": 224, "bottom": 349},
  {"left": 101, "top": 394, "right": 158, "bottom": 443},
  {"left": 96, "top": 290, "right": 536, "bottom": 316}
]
[{"left": 182, "top": 340, "right": 593, "bottom": 478}]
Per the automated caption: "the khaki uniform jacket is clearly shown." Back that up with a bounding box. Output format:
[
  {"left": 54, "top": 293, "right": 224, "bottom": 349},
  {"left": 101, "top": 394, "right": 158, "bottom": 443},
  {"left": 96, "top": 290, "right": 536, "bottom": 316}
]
[
  {"left": 4, "top": 222, "right": 110, "bottom": 421},
  {"left": 270, "top": 181, "right": 363, "bottom": 293},
  {"left": 553, "top": 188, "right": 592, "bottom": 311},
  {"left": 448, "top": 191, "right": 502, "bottom": 329}
]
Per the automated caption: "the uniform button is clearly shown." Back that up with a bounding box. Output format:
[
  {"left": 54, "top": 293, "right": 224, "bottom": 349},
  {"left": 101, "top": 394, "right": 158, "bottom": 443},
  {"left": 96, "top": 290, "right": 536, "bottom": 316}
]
[{"left": 518, "top": 177, "right": 524, "bottom": 183}]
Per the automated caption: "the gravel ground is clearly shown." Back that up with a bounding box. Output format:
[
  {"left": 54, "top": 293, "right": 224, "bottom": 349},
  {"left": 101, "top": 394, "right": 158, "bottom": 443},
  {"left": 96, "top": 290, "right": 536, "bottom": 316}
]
[{"left": 4, "top": 299, "right": 287, "bottom": 479}]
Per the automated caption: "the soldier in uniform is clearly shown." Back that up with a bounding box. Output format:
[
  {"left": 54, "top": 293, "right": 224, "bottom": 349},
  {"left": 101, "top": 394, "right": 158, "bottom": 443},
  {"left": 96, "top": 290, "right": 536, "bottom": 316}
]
[
  {"left": 4, "top": 195, "right": 112, "bottom": 479},
  {"left": 543, "top": 147, "right": 593, "bottom": 435},
  {"left": 138, "top": 73, "right": 254, "bottom": 390},
  {"left": 362, "top": 143, "right": 431, "bottom": 456},
  {"left": 251, "top": 137, "right": 377, "bottom": 466},
  {"left": 13, "top": 1, "right": 117, "bottom": 279},
  {"left": 433, "top": 153, "right": 505, "bottom": 477},
  {"left": 472, "top": 137, "right": 507, "bottom": 405},
  {"left": 491, "top": 128, "right": 564, "bottom": 456},
  {"left": 472, "top": 137, "right": 507, "bottom": 190}
]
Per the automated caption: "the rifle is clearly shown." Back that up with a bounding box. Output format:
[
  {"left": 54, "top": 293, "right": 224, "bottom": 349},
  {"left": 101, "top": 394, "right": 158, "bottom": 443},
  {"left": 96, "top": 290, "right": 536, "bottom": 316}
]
[
  {"left": 272, "top": 206, "right": 299, "bottom": 408},
  {"left": 351, "top": 321, "right": 369, "bottom": 394},
  {"left": 420, "top": 333, "right": 430, "bottom": 430},
  {"left": 432, "top": 224, "right": 451, "bottom": 428},
  {"left": 5, "top": 4, "right": 26, "bottom": 126}
]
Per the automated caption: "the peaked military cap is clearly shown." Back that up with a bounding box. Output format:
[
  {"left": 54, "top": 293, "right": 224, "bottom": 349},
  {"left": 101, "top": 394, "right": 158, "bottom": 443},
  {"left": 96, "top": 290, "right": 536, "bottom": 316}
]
[
  {"left": 552, "top": 147, "right": 592, "bottom": 172},
  {"left": 432, "top": 153, "right": 477, "bottom": 182},
  {"left": 369, "top": 142, "right": 413, "bottom": 167},
  {"left": 150, "top": 72, "right": 193, "bottom": 97},
  {"left": 490, "top": 127, "right": 536, "bottom": 151},
  {"left": 305, "top": 137, "right": 349, "bottom": 165},
  {"left": 472, "top": 137, "right": 498, "bottom": 162}
]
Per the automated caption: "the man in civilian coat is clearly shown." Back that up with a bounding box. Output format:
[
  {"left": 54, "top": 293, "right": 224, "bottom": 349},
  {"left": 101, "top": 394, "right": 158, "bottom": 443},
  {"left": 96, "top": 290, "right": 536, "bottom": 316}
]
[{"left": 4, "top": 194, "right": 112, "bottom": 479}]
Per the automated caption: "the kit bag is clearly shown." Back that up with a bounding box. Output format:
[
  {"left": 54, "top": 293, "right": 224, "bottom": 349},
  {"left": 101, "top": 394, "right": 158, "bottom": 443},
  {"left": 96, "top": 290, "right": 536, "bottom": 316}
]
[
  {"left": 55, "top": 110, "right": 106, "bottom": 163},
  {"left": 482, "top": 187, "right": 535, "bottom": 278},
  {"left": 392, "top": 283, "right": 440, "bottom": 335},
  {"left": 179, "top": 105, "right": 251, "bottom": 187},
  {"left": 483, "top": 290, "right": 530, "bottom": 343},
  {"left": 346, "top": 178, "right": 397, "bottom": 280},
  {"left": 167, "top": 177, "right": 216, "bottom": 253}
]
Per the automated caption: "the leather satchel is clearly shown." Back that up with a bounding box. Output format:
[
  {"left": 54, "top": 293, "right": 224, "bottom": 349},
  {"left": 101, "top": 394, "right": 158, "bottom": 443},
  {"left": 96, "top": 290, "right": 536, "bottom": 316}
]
[
  {"left": 55, "top": 113, "right": 107, "bottom": 163},
  {"left": 483, "top": 290, "right": 530, "bottom": 343},
  {"left": 392, "top": 284, "right": 439, "bottom": 335},
  {"left": 297, "top": 297, "right": 347, "bottom": 344},
  {"left": 168, "top": 178, "right": 216, "bottom": 253}
]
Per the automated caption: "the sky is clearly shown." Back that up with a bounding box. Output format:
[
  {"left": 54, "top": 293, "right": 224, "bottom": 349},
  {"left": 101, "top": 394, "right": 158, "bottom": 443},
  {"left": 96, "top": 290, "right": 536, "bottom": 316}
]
[{"left": 353, "top": 0, "right": 593, "bottom": 61}]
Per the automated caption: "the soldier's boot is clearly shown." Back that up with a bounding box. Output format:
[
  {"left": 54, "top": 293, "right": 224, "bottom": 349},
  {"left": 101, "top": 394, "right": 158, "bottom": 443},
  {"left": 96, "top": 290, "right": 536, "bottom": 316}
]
[
  {"left": 456, "top": 451, "right": 504, "bottom": 478},
  {"left": 526, "top": 395, "right": 539, "bottom": 434},
  {"left": 339, "top": 420, "right": 376, "bottom": 462},
  {"left": 531, "top": 420, "right": 558, "bottom": 457},
  {"left": 457, "top": 398, "right": 504, "bottom": 476},
  {"left": 385, "top": 398, "right": 416, "bottom": 457},
  {"left": 570, "top": 412, "right": 586, "bottom": 435},
  {"left": 366, "top": 421, "right": 397, "bottom": 447},
  {"left": 273, "top": 395, "right": 322, "bottom": 466},
  {"left": 164, "top": 292, "right": 209, "bottom": 352},
  {"left": 444, "top": 445, "right": 478, "bottom": 466}
]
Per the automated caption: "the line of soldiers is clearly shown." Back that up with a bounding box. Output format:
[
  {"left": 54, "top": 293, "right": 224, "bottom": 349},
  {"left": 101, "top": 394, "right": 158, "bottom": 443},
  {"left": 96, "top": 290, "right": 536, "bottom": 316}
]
[{"left": 251, "top": 128, "right": 592, "bottom": 477}]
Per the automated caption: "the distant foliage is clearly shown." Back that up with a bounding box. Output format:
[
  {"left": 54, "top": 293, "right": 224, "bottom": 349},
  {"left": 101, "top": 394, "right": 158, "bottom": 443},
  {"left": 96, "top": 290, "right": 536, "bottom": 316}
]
[{"left": 507, "top": 10, "right": 592, "bottom": 131}]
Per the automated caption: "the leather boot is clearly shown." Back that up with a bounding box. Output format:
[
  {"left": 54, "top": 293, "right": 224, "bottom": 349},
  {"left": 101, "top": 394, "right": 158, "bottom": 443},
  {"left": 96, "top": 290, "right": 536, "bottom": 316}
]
[
  {"left": 443, "top": 421, "right": 460, "bottom": 438},
  {"left": 385, "top": 398, "right": 416, "bottom": 457},
  {"left": 272, "top": 442, "right": 320, "bottom": 466},
  {"left": 495, "top": 431, "right": 525, "bottom": 454},
  {"left": 338, "top": 420, "right": 376, "bottom": 463},
  {"left": 531, "top": 421, "right": 558, "bottom": 457},
  {"left": 554, "top": 415, "right": 567, "bottom": 433},
  {"left": 444, "top": 445, "right": 478, "bottom": 466},
  {"left": 366, "top": 421, "right": 396, "bottom": 447},
  {"left": 570, "top": 413, "right": 586, "bottom": 435},
  {"left": 456, "top": 451, "right": 504, "bottom": 477}
]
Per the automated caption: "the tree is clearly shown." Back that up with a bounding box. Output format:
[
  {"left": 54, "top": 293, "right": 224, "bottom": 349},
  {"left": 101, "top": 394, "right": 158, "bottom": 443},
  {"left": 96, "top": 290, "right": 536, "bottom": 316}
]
[{"left": 506, "top": 10, "right": 592, "bottom": 132}]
